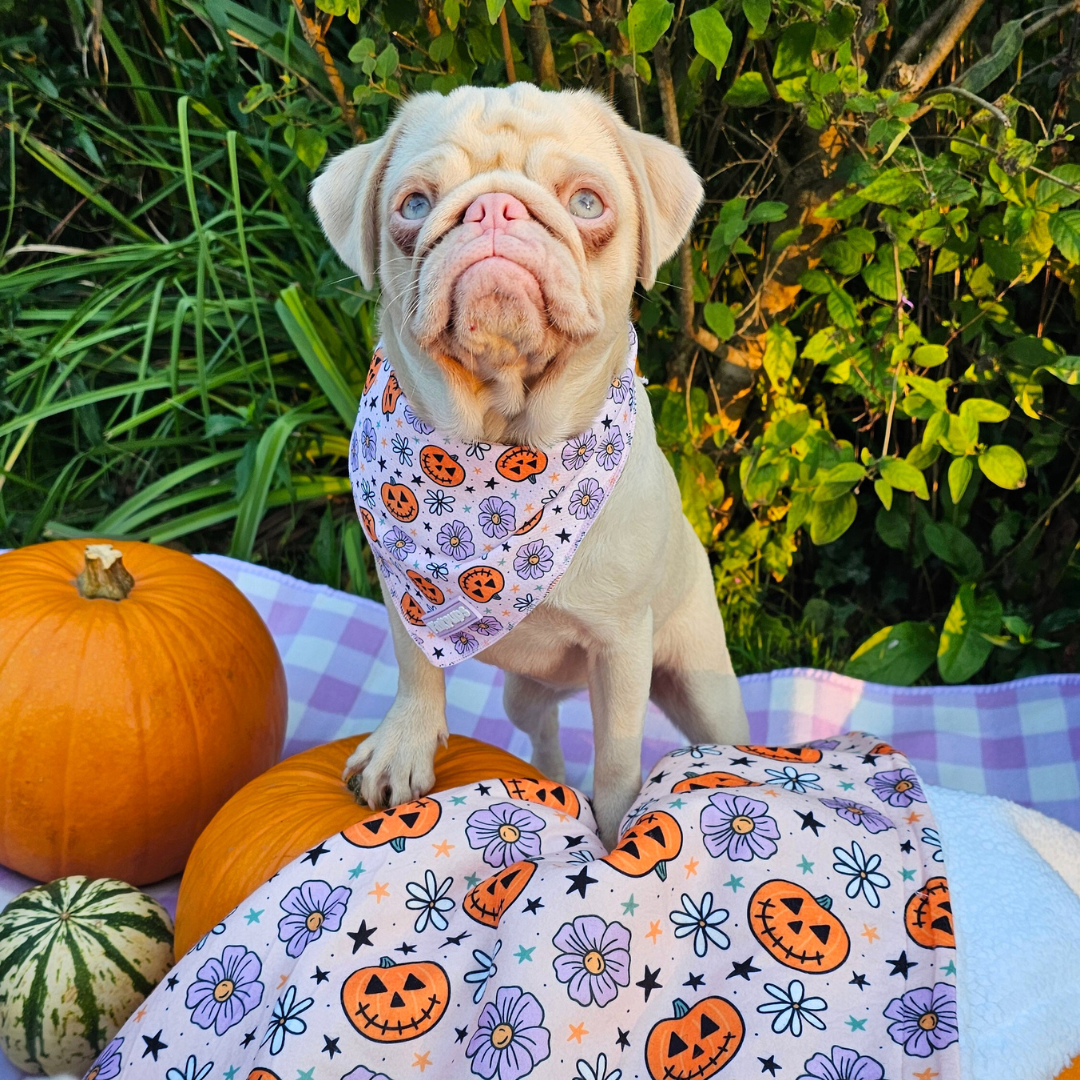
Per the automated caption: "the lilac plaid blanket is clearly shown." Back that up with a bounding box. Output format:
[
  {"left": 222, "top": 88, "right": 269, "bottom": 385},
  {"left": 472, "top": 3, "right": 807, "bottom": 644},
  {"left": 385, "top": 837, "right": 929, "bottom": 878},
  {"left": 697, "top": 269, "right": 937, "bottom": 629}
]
[{"left": 1, "top": 555, "right": 1078, "bottom": 1080}]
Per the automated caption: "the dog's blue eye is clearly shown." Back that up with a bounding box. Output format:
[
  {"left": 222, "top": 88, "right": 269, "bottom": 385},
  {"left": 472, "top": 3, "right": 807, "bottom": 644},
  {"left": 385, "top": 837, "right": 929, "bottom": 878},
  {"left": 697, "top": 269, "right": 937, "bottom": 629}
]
[
  {"left": 401, "top": 193, "right": 432, "bottom": 220},
  {"left": 568, "top": 189, "right": 604, "bottom": 219}
]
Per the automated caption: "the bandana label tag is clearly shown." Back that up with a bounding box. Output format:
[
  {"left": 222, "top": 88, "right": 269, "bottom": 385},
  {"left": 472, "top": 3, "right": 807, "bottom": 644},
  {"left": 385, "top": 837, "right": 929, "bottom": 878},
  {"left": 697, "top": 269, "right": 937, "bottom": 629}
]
[{"left": 425, "top": 598, "right": 482, "bottom": 637}]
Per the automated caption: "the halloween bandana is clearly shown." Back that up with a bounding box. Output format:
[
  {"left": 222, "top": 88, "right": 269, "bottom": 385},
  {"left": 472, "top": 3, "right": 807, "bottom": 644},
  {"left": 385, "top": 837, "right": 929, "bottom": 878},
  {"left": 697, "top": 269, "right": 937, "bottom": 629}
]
[
  {"left": 96, "top": 734, "right": 958, "bottom": 1080},
  {"left": 347, "top": 330, "right": 639, "bottom": 668}
]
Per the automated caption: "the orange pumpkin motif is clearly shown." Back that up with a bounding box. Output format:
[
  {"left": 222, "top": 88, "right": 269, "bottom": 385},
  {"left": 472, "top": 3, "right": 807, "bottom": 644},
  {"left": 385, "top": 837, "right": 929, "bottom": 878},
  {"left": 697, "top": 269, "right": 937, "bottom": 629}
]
[
  {"left": 904, "top": 876, "right": 955, "bottom": 949},
  {"left": 495, "top": 445, "right": 548, "bottom": 483},
  {"left": 735, "top": 744, "right": 823, "bottom": 764},
  {"left": 359, "top": 508, "right": 377, "bottom": 544},
  {"left": 645, "top": 997, "right": 744, "bottom": 1080},
  {"left": 363, "top": 354, "right": 382, "bottom": 394},
  {"left": 247, "top": 1071, "right": 280, "bottom": 1080},
  {"left": 513, "top": 508, "right": 543, "bottom": 535},
  {"left": 671, "top": 771, "right": 762, "bottom": 794},
  {"left": 602, "top": 811, "right": 682, "bottom": 881},
  {"left": 419, "top": 445, "right": 466, "bottom": 487},
  {"left": 463, "top": 859, "right": 537, "bottom": 927},
  {"left": 341, "top": 798, "right": 441, "bottom": 852},
  {"left": 459, "top": 566, "right": 504, "bottom": 604},
  {"left": 501, "top": 777, "right": 581, "bottom": 818},
  {"left": 871, "top": 741, "right": 900, "bottom": 757},
  {"left": 406, "top": 569, "right": 445, "bottom": 606},
  {"left": 748, "top": 880, "right": 850, "bottom": 973},
  {"left": 381, "top": 373, "right": 402, "bottom": 416},
  {"left": 400, "top": 593, "right": 426, "bottom": 626},
  {"left": 341, "top": 956, "right": 450, "bottom": 1042},
  {"left": 382, "top": 482, "right": 419, "bottom": 522}
]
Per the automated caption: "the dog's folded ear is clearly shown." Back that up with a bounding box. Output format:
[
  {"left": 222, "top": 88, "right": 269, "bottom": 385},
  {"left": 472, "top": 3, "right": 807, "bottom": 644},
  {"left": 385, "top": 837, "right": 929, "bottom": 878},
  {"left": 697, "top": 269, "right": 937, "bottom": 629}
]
[{"left": 310, "top": 136, "right": 396, "bottom": 290}]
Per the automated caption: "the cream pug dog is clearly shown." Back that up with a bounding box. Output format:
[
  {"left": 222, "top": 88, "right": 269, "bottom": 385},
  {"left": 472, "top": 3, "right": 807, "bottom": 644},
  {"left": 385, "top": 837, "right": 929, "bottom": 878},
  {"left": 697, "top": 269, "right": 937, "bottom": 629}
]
[{"left": 312, "top": 83, "right": 748, "bottom": 847}]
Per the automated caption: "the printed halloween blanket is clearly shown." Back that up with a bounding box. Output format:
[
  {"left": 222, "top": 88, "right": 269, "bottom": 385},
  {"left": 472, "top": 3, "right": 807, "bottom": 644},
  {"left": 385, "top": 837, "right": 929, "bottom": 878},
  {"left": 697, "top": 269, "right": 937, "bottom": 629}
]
[{"left": 90, "top": 734, "right": 957, "bottom": 1080}]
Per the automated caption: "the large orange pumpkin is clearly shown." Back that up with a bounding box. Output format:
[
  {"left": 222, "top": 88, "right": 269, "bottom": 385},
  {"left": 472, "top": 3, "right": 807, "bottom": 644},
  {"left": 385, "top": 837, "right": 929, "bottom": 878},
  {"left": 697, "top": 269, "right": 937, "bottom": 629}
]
[
  {"left": 645, "top": 997, "right": 744, "bottom": 1080},
  {"left": 0, "top": 541, "right": 286, "bottom": 886},
  {"left": 174, "top": 734, "right": 542, "bottom": 955},
  {"left": 747, "top": 879, "right": 850, "bottom": 973}
]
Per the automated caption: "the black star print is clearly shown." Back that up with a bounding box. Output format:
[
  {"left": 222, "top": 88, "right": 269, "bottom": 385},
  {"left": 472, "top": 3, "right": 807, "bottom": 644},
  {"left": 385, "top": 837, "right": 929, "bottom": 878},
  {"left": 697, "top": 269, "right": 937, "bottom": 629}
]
[
  {"left": 303, "top": 842, "right": 330, "bottom": 865},
  {"left": 442, "top": 931, "right": 471, "bottom": 946},
  {"left": 649, "top": 771, "right": 668, "bottom": 785},
  {"left": 241, "top": 1030, "right": 256, "bottom": 1048},
  {"left": 423, "top": 547, "right": 434, "bottom": 556},
  {"left": 392, "top": 469, "right": 402, "bottom": 480},
  {"left": 683, "top": 972, "right": 705, "bottom": 990},
  {"left": 412, "top": 475, "right": 424, "bottom": 486},
  {"left": 377, "top": 456, "right": 387, "bottom": 470},
  {"left": 311, "top": 967, "right": 330, "bottom": 984},
  {"left": 616, "top": 1028, "right": 630, "bottom": 1050},
  {"left": 476, "top": 782, "right": 491, "bottom": 795},
  {"left": 796, "top": 809, "right": 825, "bottom": 836},
  {"left": 729, "top": 756, "right": 753, "bottom": 766},
  {"left": 900, "top": 840, "right": 914, "bottom": 854},
  {"left": 887, "top": 951, "right": 917, "bottom": 978},
  {"left": 552, "top": 504, "right": 562, "bottom": 514},
  {"left": 141, "top": 1031, "right": 167, "bottom": 1061},
  {"left": 433, "top": 647, "right": 444, "bottom": 659},
  {"left": 455, "top": 1026, "right": 470, "bottom": 1044},
  {"left": 636, "top": 965, "right": 662, "bottom": 1002},
  {"left": 564, "top": 835, "right": 586, "bottom": 848},
  {"left": 322, "top": 1036, "right": 340, "bottom": 1059},
  {"left": 501, "top": 542, "right": 511, "bottom": 551},
  {"left": 484, "top": 478, "right": 498, "bottom": 489},
  {"left": 465, "top": 485, "right": 475, "bottom": 493},
  {"left": 601, "top": 415, "right": 613, "bottom": 429},
  {"left": 566, "top": 866, "right": 598, "bottom": 899},
  {"left": 166, "top": 974, "right": 179, "bottom": 990},
  {"left": 555, "top": 529, "right": 571, "bottom": 543},
  {"left": 849, "top": 972, "right": 869, "bottom": 990},
  {"left": 524, "top": 896, "right": 544, "bottom": 914},
  {"left": 830, "top": 763, "right": 847, "bottom": 771},
  {"left": 727, "top": 956, "right": 761, "bottom": 981},
  {"left": 347, "top": 919, "right": 376, "bottom": 952},
  {"left": 395, "top": 941, "right": 417, "bottom": 955},
  {"left": 862, "top": 752, "right": 879, "bottom": 765},
  {"left": 759, "top": 1056, "right": 781, "bottom": 1076}
]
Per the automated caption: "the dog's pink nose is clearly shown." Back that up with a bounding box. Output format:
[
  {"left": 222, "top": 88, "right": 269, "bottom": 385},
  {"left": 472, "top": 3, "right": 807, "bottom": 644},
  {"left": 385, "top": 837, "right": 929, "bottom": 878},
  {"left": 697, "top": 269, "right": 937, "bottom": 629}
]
[{"left": 463, "top": 192, "right": 531, "bottom": 230}]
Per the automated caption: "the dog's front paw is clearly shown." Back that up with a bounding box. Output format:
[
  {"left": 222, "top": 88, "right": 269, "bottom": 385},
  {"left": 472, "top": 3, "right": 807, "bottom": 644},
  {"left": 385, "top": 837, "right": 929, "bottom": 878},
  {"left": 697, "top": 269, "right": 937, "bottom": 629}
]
[{"left": 342, "top": 721, "right": 440, "bottom": 810}]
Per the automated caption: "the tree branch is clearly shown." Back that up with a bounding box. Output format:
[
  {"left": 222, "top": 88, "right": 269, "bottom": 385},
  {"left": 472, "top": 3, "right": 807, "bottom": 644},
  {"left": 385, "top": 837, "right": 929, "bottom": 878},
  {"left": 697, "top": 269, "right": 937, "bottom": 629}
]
[
  {"left": 525, "top": 5, "right": 559, "bottom": 87},
  {"left": 1024, "top": 0, "right": 1080, "bottom": 39},
  {"left": 290, "top": 0, "right": 362, "bottom": 140},
  {"left": 881, "top": 0, "right": 956, "bottom": 85},
  {"left": 898, "top": 0, "right": 989, "bottom": 99},
  {"left": 498, "top": 7, "right": 517, "bottom": 82}
]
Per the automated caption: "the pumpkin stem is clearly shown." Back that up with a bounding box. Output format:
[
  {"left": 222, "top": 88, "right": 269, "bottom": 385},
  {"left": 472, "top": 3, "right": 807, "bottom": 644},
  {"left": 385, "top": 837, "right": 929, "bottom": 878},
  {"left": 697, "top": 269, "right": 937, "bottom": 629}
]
[
  {"left": 671, "top": 999, "right": 690, "bottom": 1019},
  {"left": 77, "top": 545, "right": 135, "bottom": 601},
  {"left": 379, "top": 956, "right": 395, "bottom": 968},
  {"left": 815, "top": 894, "right": 833, "bottom": 911}
]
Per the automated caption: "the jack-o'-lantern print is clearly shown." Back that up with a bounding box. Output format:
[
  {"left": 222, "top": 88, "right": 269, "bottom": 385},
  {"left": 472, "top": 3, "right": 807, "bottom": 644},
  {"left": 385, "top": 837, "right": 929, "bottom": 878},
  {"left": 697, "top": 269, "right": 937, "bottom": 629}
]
[
  {"left": 381, "top": 373, "right": 402, "bottom": 416},
  {"left": 501, "top": 777, "right": 581, "bottom": 818},
  {"left": 359, "top": 507, "right": 378, "bottom": 544},
  {"left": 513, "top": 507, "right": 544, "bottom": 535},
  {"left": 363, "top": 354, "right": 382, "bottom": 395},
  {"left": 406, "top": 568, "right": 445, "bottom": 606},
  {"left": 459, "top": 565, "right": 504, "bottom": 604},
  {"left": 463, "top": 859, "right": 537, "bottom": 927},
  {"left": 400, "top": 592, "right": 426, "bottom": 626},
  {"left": 602, "top": 811, "right": 682, "bottom": 881},
  {"left": 382, "top": 482, "right": 419, "bottom": 522},
  {"left": 870, "top": 741, "right": 900, "bottom": 757},
  {"left": 748, "top": 880, "right": 850, "bottom": 973},
  {"left": 904, "top": 876, "right": 955, "bottom": 949},
  {"left": 341, "top": 956, "right": 450, "bottom": 1042},
  {"left": 247, "top": 1070, "right": 281, "bottom": 1080},
  {"left": 671, "top": 771, "right": 762, "bottom": 794},
  {"left": 496, "top": 445, "right": 548, "bottom": 483},
  {"left": 342, "top": 798, "right": 442, "bottom": 852},
  {"left": 645, "top": 997, "right": 744, "bottom": 1080},
  {"left": 735, "top": 744, "right": 823, "bottom": 764},
  {"left": 418, "top": 445, "right": 466, "bottom": 487}
]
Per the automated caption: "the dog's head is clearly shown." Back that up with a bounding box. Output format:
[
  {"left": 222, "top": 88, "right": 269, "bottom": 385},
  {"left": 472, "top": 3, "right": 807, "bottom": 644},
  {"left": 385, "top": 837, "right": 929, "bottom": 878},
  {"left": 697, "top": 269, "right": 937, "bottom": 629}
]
[{"left": 312, "top": 84, "right": 702, "bottom": 430}]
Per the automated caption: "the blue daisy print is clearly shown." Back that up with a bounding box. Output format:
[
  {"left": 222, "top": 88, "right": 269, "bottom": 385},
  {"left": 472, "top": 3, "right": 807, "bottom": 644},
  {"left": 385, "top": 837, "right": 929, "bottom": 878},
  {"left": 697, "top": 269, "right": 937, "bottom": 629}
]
[
  {"left": 360, "top": 479, "right": 376, "bottom": 508},
  {"left": 832, "top": 840, "right": 890, "bottom": 907},
  {"left": 165, "top": 1056, "right": 213, "bottom": 1080},
  {"left": 361, "top": 418, "right": 377, "bottom": 461},
  {"left": 670, "top": 745, "right": 723, "bottom": 760},
  {"left": 404, "top": 869, "right": 455, "bottom": 933},
  {"left": 562, "top": 432, "right": 597, "bottom": 471},
  {"left": 669, "top": 892, "right": 730, "bottom": 956},
  {"left": 568, "top": 477, "right": 604, "bottom": 520},
  {"left": 186, "top": 945, "right": 264, "bottom": 1035},
  {"left": 764, "top": 766, "right": 823, "bottom": 793},
  {"left": 700, "top": 792, "right": 781, "bottom": 862},
  {"left": 466, "top": 803, "right": 546, "bottom": 867},
  {"left": 514, "top": 540, "right": 553, "bottom": 580},
  {"left": 757, "top": 980, "right": 828, "bottom": 1036},
  {"left": 385, "top": 526, "right": 416, "bottom": 561},
  {"left": 391, "top": 433, "right": 413, "bottom": 466},
  {"left": 260, "top": 985, "right": 314, "bottom": 1056},
  {"left": 438, "top": 519, "right": 475, "bottom": 560},
  {"left": 425, "top": 489, "right": 455, "bottom": 516},
  {"left": 575, "top": 1054, "right": 622, "bottom": 1080},
  {"left": 596, "top": 426, "right": 624, "bottom": 470},
  {"left": 276, "top": 880, "right": 351, "bottom": 958},
  {"left": 479, "top": 496, "right": 516, "bottom": 538},
  {"left": 467, "top": 441, "right": 491, "bottom": 460},
  {"left": 465, "top": 941, "right": 502, "bottom": 1003},
  {"left": 427, "top": 560, "right": 449, "bottom": 580},
  {"left": 921, "top": 826, "right": 945, "bottom": 862}
]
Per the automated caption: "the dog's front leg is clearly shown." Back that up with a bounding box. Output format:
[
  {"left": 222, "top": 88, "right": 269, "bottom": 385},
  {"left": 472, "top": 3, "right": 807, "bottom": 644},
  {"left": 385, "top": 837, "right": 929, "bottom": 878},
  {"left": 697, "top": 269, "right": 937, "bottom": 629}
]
[
  {"left": 343, "top": 607, "right": 448, "bottom": 809},
  {"left": 589, "top": 609, "right": 653, "bottom": 850}
]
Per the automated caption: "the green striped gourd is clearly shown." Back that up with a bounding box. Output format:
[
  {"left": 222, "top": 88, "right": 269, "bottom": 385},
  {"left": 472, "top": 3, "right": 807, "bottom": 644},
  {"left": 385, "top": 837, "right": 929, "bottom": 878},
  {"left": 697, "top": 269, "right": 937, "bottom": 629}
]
[{"left": 0, "top": 876, "right": 174, "bottom": 1076}]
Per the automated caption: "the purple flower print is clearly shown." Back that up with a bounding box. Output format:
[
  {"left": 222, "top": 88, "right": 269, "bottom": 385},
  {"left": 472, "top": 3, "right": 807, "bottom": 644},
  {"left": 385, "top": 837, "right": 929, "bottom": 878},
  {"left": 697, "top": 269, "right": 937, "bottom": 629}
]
[
  {"left": 568, "top": 477, "right": 604, "bottom": 521},
  {"left": 514, "top": 540, "right": 553, "bottom": 580},
  {"left": 185, "top": 945, "right": 264, "bottom": 1035},
  {"left": 404, "top": 405, "right": 434, "bottom": 435},
  {"left": 806, "top": 738, "right": 840, "bottom": 751},
  {"left": 562, "top": 433, "right": 597, "bottom": 471},
  {"left": 700, "top": 791, "right": 780, "bottom": 862},
  {"left": 884, "top": 983, "right": 959, "bottom": 1057},
  {"left": 361, "top": 418, "right": 376, "bottom": 461},
  {"left": 385, "top": 526, "right": 416, "bottom": 561},
  {"left": 479, "top": 497, "right": 517, "bottom": 538},
  {"left": 552, "top": 916, "right": 632, "bottom": 1007},
  {"left": 276, "top": 880, "right": 351, "bottom": 958},
  {"left": 342, "top": 1068, "right": 393, "bottom": 1080},
  {"left": 867, "top": 768, "right": 926, "bottom": 808},
  {"left": 467, "top": 986, "right": 551, "bottom": 1080},
  {"left": 596, "top": 426, "right": 624, "bottom": 471},
  {"left": 608, "top": 371, "right": 634, "bottom": 403},
  {"left": 349, "top": 432, "right": 360, "bottom": 472},
  {"left": 473, "top": 615, "right": 503, "bottom": 636},
  {"left": 453, "top": 630, "right": 479, "bottom": 655},
  {"left": 466, "top": 802, "right": 545, "bottom": 867},
  {"left": 797, "top": 1046, "right": 885, "bottom": 1080},
  {"left": 85, "top": 1037, "right": 123, "bottom": 1080},
  {"left": 391, "top": 433, "right": 413, "bottom": 466},
  {"left": 820, "top": 798, "right": 895, "bottom": 834},
  {"left": 438, "top": 519, "right": 475, "bottom": 560}
]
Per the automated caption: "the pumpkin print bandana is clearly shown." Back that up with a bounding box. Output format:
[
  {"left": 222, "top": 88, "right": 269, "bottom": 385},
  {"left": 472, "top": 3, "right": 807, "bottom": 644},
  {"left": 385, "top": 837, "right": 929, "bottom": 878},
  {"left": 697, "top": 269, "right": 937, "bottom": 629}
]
[
  {"left": 97, "top": 734, "right": 958, "bottom": 1080},
  {"left": 347, "top": 329, "right": 639, "bottom": 667}
]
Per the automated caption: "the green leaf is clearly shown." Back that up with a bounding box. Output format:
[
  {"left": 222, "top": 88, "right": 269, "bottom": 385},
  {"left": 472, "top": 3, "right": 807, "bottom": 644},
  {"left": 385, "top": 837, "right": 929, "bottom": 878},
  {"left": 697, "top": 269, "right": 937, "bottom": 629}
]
[
  {"left": 510, "top": 0, "right": 531, "bottom": 17},
  {"left": 978, "top": 444, "right": 1027, "bottom": 489},
  {"left": 912, "top": 344, "right": 948, "bottom": 367},
  {"left": 845, "top": 622, "right": 938, "bottom": 686},
  {"left": 748, "top": 200, "right": 788, "bottom": 224},
  {"left": 771, "top": 226, "right": 803, "bottom": 252},
  {"left": 948, "top": 455, "right": 973, "bottom": 505},
  {"left": 809, "top": 491, "right": 857, "bottom": 544},
  {"left": 772, "top": 21, "right": 815, "bottom": 78},
  {"left": 486, "top": 0, "right": 506, "bottom": 23},
  {"left": 821, "top": 238, "right": 863, "bottom": 277},
  {"left": 937, "top": 583, "right": 1004, "bottom": 683},
  {"left": 903, "top": 375, "right": 947, "bottom": 411},
  {"left": 689, "top": 6, "right": 732, "bottom": 76},
  {"left": 444, "top": 0, "right": 461, "bottom": 29},
  {"left": 859, "top": 169, "right": 922, "bottom": 206},
  {"left": 1050, "top": 210, "right": 1080, "bottom": 264},
  {"left": 939, "top": 413, "right": 979, "bottom": 456},
  {"left": 763, "top": 323, "right": 796, "bottom": 386},
  {"left": 822, "top": 461, "right": 866, "bottom": 483},
  {"left": 349, "top": 36, "right": 376, "bottom": 61},
  {"left": 704, "top": 301, "right": 735, "bottom": 341},
  {"left": 1035, "top": 165, "right": 1080, "bottom": 210},
  {"left": 874, "top": 479, "right": 893, "bottom": 510},
  {"left": 723, "top": 71, "right": 770, "bottom": 107},
  {"left": 290, "top": 127, "right": 328, "bottom": 171},
  {"left": 430, "top": 32, "right": 455, "bottom": 62},
  {"left": 959, "top": 397, "right": 1010, "bottom": 423},
  {"left": 924, "top": 520, "right": 984, "bottom": 579},
  {"left": 879, "top": 458, "right": 929, "bottom": 499},
  {"left": 374, "top": 43, "right": 399, "bottom": 77},
  {"left": 1038, "top": 356, "right": 1080, "bottom": 385},
  {"left": 922, "top": 409, "right": 949, "bottom": 449},
  {"left": 742, "top": 0, "right": 770, "bottom": 34},
  {"left": 876, "top": 505, "right": 909, "bottom": 550},
  {"left": 956, "top": 19, "right": 1023, "bottom": 95}
]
